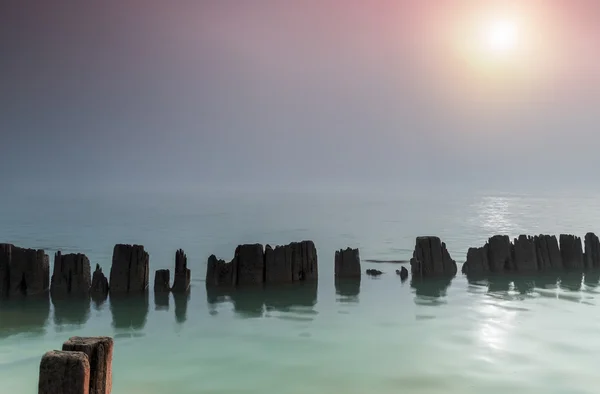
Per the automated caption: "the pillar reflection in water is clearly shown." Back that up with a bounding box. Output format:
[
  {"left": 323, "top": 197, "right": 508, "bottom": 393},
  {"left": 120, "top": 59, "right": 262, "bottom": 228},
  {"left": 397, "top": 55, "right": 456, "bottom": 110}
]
[
  {"left": 52, "top": 295, "right": 91, "bottom": 327},
  {"left": 92, "top": 291, "right": 108, "bottom": 310},
  {"left": 110, "top": 293, "right": 149, "bottom": 330},
  {"left": 512, "top": 276, "right": 535, "bottom": 294},
  {"left": 584, "top": 270, "right": 600, "bottom": 288},
  {"left": 264, "top": 282, "right": 317, "bottom": 313},
  {"left": 0, "top": 294, "right": 50, "bottom": 339},
  {"left": 154, "top": 291, "right": 170, "bottom": 311},
  {"left": 173, "top": 292, "right": 189, "bottom": 324},
  {"left": 467, "top": 273, "right": 558, "bottom": 297},
  {"left": 206, "top": 282, "right": 318, "bottom": 318},
  {"left": 335, "top": 278, "right": 361, "bottom": 303},
  {"left": 559, "top": 272, "right": 583, "bottom": 291},
  {"left": 229, "top": 288, "right": 265, "bottom": 318},
  {"left": 411, "top": 277, "right": 453, "bottom": 305},
  {"left": 465, "top": 272, "right": 593, "bottom": 298}
]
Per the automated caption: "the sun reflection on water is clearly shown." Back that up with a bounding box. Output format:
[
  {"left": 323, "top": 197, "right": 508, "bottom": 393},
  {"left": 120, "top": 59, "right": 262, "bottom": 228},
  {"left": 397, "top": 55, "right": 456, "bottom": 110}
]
[
  {"left": 478, "top": 196, "right": 513, "bottom": 234},
  {"left": 479, "top": 307, "right": 516, "bottom": 350}
]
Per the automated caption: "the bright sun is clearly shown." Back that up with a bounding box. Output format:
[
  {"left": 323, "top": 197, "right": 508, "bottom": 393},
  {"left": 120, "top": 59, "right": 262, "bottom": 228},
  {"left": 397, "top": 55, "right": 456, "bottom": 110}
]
[
  {"left": 451, "top": 5, "right": 551, "bottom": 85},
  {"left": 482, "top": 18, "right": 519, "bottom": 56}
]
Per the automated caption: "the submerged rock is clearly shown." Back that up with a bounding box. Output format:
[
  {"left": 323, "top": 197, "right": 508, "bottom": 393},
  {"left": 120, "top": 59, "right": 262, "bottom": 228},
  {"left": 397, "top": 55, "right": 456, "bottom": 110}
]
[
  {"left": 410, "top": 237, "right": 457, "bottom": 278},
  {"left": 171, "top": 249, "right": 190, "bottom": 293},
  {"left": 334, "top": 247, "right": 361, "bottom": 278},
  {"left": 109, "top": 244, "right": 149, "bottom": 294},
  {"left": 51, "top": 252, "right": 91, "bottom": 297},
  {"left": 396, "top": 266, "right": 409, "bottom": 280},
  {"left": 366, "top": 269, "right": 383, "bottom": 276}
]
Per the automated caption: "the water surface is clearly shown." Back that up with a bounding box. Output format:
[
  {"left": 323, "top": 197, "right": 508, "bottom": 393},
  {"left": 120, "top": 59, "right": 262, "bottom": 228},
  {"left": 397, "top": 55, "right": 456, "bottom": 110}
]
[{"left": 1, "top": 189, "right": 600, "bottom": 393}]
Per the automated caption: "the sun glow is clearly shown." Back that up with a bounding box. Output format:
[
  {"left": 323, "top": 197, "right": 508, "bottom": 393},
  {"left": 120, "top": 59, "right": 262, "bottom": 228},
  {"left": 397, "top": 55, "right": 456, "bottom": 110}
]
[
  {"left": 483, "top": 18, "right": 519, "bottom": 56},
  {"left": 451, "top": 5, "right": 543, "bottom": 77},
  {"left": 436, "top": 2, "right": 561, "bottom": 108}
]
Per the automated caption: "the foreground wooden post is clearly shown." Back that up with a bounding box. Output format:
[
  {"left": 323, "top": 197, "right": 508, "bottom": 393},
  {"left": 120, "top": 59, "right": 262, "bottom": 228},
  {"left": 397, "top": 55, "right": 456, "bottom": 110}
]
[
  {"left": 39, "top": 350, "right": 90, "bottom": 394},
  {"left": 62, "top": 337, "right": 114, "bottom": 394}
]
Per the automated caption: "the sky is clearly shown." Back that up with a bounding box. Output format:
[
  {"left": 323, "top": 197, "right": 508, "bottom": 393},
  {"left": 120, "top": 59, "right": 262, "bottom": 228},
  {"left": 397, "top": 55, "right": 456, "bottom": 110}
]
[{"left": 2, "top": 0, "right": 600, "bottom": 192}]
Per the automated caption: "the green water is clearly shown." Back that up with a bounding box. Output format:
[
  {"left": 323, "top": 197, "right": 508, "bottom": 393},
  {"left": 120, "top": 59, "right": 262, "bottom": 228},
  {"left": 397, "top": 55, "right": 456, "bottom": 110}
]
[
  {"left": 1, "top": 272, "right": 600, "bottom": 393},
  {"left": 2, "top": 189, "right": 600, "bottom": 392}
]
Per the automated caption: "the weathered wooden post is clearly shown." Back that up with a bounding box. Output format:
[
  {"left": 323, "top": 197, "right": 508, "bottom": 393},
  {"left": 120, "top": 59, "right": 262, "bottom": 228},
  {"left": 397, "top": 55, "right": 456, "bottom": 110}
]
[
  {"left": 154, "top": 269, "right": 171, "bottom": 292},
  {"left": 62, "top": 337, "right": 114, "bottom": 394},
  {"left": 334, "top": 247, "right": 361, "bottom": 278},
  {"left": 171, "top": 249, "right": 191, "bottom": 293},
  {"left": 109, "top": 244, "right": 149, "bottom": 294},
  {"left": 39, "top": 350, "right": 91, "bottom": 394}
]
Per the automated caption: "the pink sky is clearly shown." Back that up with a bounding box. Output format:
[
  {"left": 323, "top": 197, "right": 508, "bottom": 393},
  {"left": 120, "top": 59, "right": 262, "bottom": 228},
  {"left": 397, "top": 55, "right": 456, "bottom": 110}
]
[{"left": 2, "top": 1, "right": 600, "bottom": 188}]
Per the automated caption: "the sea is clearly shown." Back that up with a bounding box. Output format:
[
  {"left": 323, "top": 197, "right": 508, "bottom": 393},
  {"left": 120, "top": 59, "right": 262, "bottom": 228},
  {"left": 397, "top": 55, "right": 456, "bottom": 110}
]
[{"left": 1, "top": 185, "right": 600, "bottom": 393}]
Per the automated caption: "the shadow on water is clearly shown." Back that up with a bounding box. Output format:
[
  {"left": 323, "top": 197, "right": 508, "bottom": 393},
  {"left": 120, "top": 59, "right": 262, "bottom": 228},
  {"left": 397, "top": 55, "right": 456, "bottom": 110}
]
[
  {"left": 52, "top": 295, "right": 91, "bottom": 328},
  {"left": 410, "top": 277, "right": 453, "bottom": 305},
  {"left": 334, "top": 278, "right": 360, "bottom": 303},
  {"left": 173, "top": 292, "right": 189, "bottom": 324},
  {"left": 109, "top": 293, "right": 149, "bottom": 331},
  {"left": 206, "top": 282, "right": 318, "bottom": 319},
  {"left": 0, "top": 293, "right": 50, "bottom": 339},
  {"left": 154, "top": 291, "right": 170, "bottom": 311}
]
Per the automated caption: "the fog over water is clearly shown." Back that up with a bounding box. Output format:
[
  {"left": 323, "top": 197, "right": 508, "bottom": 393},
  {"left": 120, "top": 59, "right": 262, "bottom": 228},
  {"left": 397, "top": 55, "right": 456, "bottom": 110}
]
[{"left": 2, "top": 1, "right": 600, "bottom": 393}]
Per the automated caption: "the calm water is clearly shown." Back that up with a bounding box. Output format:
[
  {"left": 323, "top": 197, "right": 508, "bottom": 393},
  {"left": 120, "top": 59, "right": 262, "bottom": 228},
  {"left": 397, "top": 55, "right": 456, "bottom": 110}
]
[{"left": 2, "top": 188, "right": 600, "bottom": 393}]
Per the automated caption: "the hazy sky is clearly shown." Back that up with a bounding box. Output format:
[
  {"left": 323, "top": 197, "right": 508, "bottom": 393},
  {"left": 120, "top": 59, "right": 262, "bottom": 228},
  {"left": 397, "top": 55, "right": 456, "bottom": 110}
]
[{"left": 2, "top": 1, "right": 600, "bottom": 191}]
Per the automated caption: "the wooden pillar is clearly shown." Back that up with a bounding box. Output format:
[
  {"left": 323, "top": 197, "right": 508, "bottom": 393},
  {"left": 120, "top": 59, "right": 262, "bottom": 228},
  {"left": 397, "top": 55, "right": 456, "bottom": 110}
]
[
  {"left": 39, "top": 350, "right": 90, "bottom": 394},
  {"left": 62, "top": 337, "right": 113, "bottom": 394}
]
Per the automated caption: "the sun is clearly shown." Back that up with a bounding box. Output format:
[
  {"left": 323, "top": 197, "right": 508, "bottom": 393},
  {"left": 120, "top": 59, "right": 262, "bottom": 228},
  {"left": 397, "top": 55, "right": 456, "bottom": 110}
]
[
  {"left": 482, "top": 17, "right": 520, "bottom": 57},
  {"left": 453, "top": 8, "right": 530, "bottom": 69},
  {"left": 449, "top": 4, "right": 552, "bottom": 90}
]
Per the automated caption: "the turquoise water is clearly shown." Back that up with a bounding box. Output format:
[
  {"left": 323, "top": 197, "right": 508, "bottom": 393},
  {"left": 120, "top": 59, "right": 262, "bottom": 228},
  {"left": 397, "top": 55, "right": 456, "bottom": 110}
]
[{"left": 2, "top": 188, "right": 600, "bottom": 393}]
